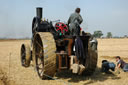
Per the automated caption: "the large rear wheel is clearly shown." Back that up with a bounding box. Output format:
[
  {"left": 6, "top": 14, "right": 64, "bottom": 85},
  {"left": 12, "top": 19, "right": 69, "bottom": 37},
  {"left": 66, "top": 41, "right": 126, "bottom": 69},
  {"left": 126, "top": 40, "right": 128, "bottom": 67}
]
[
  {"left": 33, "top": 32, "right": 56, "bottom": 79},
  {"left": 82, "top": 38, "right": 98, "bottom": 75}
]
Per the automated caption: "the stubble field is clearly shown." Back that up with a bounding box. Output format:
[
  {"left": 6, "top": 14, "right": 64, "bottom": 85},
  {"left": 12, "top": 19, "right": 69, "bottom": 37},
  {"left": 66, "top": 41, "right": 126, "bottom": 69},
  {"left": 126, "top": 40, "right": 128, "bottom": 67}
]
[{"left": 0, "top": 38, "right": 128, "bottom": 85}]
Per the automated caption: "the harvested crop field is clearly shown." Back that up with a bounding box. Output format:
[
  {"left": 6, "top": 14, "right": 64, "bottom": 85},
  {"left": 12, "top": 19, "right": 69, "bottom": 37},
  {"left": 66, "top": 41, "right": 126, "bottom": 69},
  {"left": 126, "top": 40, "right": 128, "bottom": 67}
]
[{"left": 0, "top": 38, "right": 128, "bottom": 85}]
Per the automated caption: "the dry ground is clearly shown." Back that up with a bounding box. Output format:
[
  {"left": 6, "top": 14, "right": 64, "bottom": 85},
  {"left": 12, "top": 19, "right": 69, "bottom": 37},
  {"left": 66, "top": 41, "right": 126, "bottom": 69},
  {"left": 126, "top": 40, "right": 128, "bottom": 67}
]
[{"left": 0, "top": 39, "right": 128, "bottom": 85}]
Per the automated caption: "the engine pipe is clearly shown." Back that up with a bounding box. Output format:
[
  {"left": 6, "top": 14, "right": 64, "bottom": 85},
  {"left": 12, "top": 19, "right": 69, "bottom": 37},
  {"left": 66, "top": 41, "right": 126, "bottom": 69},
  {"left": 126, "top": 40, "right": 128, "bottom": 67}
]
[{"left": 36, "top": 7, "right": 43, "bottom": 19}]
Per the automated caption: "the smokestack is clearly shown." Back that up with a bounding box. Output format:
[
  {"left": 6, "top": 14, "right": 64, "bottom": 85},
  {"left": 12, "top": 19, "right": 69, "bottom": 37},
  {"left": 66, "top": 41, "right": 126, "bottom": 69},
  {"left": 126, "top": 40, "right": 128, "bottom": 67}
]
[{"left": 36, "top": 7, "right": 43, "bottom": 19}]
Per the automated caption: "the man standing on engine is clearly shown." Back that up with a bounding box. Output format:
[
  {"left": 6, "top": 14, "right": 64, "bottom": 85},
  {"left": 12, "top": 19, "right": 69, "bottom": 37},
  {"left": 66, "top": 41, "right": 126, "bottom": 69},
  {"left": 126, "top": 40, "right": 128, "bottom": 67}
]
[{"left": 67, "top": 8, "right": 83, "bottom": 36}]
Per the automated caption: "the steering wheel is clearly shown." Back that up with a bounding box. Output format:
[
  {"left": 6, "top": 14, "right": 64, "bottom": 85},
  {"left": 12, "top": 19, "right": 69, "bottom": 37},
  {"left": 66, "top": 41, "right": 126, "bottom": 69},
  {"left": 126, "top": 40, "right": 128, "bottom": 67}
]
[{"left": 55, "top": 22, "right": 68, "bottom": 34}]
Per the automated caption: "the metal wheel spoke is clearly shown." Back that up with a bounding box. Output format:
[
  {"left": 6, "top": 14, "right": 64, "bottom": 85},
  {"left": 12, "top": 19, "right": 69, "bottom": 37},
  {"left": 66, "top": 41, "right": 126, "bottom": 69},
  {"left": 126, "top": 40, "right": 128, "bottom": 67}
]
[
  {"left": 37, "top": 57, "right": 43, "bottom": 68},
  {"left": 36, "top": 53, "right": 43, "bottom": 59},
  {"left": 36, "top": 41, "right": 43, "bottom": 49},
  {"left": 37, "top": 62, "right": 43, "bottom": 68},
  {"left": 39, "top": 50, "right": 42, "bottom": 54},
  {"left": 22, "top": 60, "right": 25, "bottom": 63},
  {"left": 40, "top": 70, "right": 44, "bottom": 76},
  {"left": 37, "top": 62, "right": 42, "bottom": 69},
  {"left": 37, "top": 67, "right": 42, "bottom": 69},
  {"left": 21, "top": 48, "right": 25, "bottom": 52},
  {"left": 36, "top": 53, "right": 44, "bottom": 78},
  {"left": 36, "top": 53, "right": 40, "bottom": 56},
  {"left": 38, "top": 62, "right": 42, "bottom": 66},
  {"left": 22, "top": 53, "right": 25, "bottom": 56}
]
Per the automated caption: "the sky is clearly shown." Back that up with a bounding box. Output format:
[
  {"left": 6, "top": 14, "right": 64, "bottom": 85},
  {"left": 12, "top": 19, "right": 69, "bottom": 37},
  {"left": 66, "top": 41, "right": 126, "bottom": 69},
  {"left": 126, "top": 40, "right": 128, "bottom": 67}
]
[{"left": 0, "top": 0, "right": 128, "bottom": 38}]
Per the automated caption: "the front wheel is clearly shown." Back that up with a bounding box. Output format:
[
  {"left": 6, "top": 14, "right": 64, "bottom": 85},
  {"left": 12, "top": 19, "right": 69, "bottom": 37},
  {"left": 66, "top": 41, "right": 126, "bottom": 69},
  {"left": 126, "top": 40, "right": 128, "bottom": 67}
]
[{"left": 21, "top": 44, "right": 31, "bottom": 67}]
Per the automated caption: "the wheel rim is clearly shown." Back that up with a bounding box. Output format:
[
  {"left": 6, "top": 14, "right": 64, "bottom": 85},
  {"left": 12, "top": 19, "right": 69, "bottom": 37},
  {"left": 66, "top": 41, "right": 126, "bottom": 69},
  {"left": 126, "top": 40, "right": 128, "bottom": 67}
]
[{"left": 35, "top": 38, "right": 44, "bottom": 79}]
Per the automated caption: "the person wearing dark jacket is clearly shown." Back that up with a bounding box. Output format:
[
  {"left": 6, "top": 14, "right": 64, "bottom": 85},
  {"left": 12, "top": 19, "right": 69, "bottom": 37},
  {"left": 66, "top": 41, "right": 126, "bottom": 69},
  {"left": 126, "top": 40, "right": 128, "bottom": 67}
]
[
  {"left": 101, "top": 60, "right": 116, "bottom": 73},
  {"left": 67, "top": 8, "right": 83, "bottom": 36},
  {"left": 116, "top": 56, "right": 128, "bottom": 72}
]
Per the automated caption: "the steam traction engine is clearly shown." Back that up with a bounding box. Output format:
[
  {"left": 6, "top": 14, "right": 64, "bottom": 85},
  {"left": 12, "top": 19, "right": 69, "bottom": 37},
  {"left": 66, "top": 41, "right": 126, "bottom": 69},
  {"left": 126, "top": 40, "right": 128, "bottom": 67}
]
[{"left": 20, "top": 7, "right": 98, "bottom": 79}]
